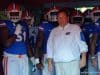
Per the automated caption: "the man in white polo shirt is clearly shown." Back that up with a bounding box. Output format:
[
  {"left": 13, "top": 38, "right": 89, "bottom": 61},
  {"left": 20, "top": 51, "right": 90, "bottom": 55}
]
[{"left": 47, "top": 10, "right": 88, "bottom": 75}]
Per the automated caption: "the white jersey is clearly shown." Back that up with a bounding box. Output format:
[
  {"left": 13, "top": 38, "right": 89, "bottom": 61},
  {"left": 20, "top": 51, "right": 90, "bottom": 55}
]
[{"left": 47, "top": 23, "right": 88, "bottom": 62}]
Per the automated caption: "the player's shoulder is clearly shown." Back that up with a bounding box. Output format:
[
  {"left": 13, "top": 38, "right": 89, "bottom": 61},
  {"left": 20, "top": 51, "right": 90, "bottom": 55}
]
[
  {"left": 70, "top": 23, "right": 81, "bottom": 30},
  {"left": 50, "top": 26, "right": 59, "bottom": 33},
  {"left": 70, "top": 23, "right": 79, "bottom": 27},
  {"left": 38, "top": 21, "right": 47, "bottom": 31},
  {"left": 0, "top": 20, "right": 9, "bottom": 34},
  {"left": 0, "top": 20, "right": 7, "bottom": 28}
]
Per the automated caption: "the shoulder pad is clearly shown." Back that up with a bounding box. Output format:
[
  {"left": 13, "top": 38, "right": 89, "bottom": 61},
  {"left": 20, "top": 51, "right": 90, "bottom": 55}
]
[{"left": 0, "top": 22, "right": 6, "bottom": 27}]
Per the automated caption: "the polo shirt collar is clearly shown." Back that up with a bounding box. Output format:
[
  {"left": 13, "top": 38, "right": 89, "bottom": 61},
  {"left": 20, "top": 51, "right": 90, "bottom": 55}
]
[{"left": 59, "top": 23, "right": 70, "bottom": 29}]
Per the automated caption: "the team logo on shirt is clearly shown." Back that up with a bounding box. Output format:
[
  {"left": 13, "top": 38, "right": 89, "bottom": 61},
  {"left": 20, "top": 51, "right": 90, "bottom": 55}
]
[{"left": 65, "top": 32, "right": 70, "bottom": 35}]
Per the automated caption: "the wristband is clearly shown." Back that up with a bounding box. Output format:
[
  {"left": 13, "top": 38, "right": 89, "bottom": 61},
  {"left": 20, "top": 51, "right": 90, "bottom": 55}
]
[
  {"left": 30, "top": 57, "right": 35, "bottom": 64},
  {"left": 35, "top": 58, "right": 39, "bottom": 64}
]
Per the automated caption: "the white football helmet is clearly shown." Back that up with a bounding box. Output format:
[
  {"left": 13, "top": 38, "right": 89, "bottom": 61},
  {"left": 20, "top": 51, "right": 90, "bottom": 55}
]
[
  {"left": 46, "top": 7, "right": 59, "bottom": 22},
  {"left": 71, "top": 10, "right": 84, "bottom": 25},
  {"left": 6, "top": 3, "right": 22, "bottom": 23},
  {"left": 83, "top": 9, "right": 93, "bottom": 23},
  {"left": 91, "top": 6, "right": 100, "bottom": 22},
  {"left": 22, "top": 10, "right": 34, "bottom": 26}
]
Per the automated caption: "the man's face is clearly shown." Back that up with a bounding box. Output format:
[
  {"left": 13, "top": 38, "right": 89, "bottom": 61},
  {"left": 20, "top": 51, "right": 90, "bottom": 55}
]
[
  {"left": 23, "top": 16, "right": 34, "bottom": 26},
  {"left": 23, "top": 18, "right": 32, "bottom": 25},
  {"left": 57, "top": 12, "right": 69, "bottom": 27}
]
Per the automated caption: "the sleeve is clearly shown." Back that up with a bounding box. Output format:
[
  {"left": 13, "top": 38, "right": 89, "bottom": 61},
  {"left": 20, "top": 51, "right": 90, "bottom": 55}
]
[
  {"left": 47, "top": 30, "right": 54, "bottom": 58},
  {"left": 75, "top": 26, "right": 88, "bottom": 53},
  {"left": 0, "top": 21, "right": 15, "bottom": 48},
  {"left": 38, "top": 25, "right": 44, "bottom": 31}
]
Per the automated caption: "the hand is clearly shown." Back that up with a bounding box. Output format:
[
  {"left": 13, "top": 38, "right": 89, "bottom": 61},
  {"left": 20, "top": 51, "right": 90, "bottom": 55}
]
[
  {"left": 48, "top": 62, "right": 53, "bottom": 72},
  {"left": 14, "top": 24, "right": 22, "bottom": 35},
  {"left": 36, "top": 63, "right": 43, "bottom": 70},
  {"left": 80, "top": 57, "right": 86, "bottom": 68},
  {"left": 91, "top": 58, "right": 97, "bottom": 68}
]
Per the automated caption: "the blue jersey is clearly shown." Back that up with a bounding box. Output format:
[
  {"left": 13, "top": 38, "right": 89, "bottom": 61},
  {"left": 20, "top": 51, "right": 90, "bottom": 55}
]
[
  {"left": 4, "top": 20, "right": 29, "bottom": 54},
  {"left": 39, "top": 21, "right": 55, "bottom": 54},
  {"left": 82, "top": 22, "right": 95, "bottom": 47},
  {"left": 83, "top": 22, "right": 96, "bottom": 35},
  {"left": 95, "top": 18, "right": 100, "bottom": 33}
]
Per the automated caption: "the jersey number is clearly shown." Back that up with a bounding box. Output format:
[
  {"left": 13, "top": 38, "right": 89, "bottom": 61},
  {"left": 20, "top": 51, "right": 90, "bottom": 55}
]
[{"left": 16, "top": 31, "right": 26, "bottom": 42}]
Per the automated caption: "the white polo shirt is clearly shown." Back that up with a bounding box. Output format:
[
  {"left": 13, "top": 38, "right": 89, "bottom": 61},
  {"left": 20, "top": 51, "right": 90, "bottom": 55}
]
[{"left": 47, "top": 23, "right": 88, "bottom": 62}]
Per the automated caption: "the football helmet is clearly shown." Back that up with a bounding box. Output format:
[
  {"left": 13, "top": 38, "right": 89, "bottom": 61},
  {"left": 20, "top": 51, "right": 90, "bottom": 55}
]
[
  {"left": 22, "top": 10, "right": 34, "bottom": 25},
  {"left": 6, "top": 3, "right": 22, "bottom": 23},
  {"left": 83, "top": 9, "right": 93, "bottom": 23},
  {"left": 46, "top": 7, "right": 59, "bottom": 22},
  {"left": 71, "top": 10, "right": 84, "bottom": 25},
  {"left": 91, "top": 6, "right": 100, "bottom": 22}
]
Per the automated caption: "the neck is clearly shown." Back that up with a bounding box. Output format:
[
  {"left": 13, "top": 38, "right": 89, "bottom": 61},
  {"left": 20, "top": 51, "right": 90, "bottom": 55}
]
[{"left": 60, "top": 22, "right": 68, "bottom": 28}]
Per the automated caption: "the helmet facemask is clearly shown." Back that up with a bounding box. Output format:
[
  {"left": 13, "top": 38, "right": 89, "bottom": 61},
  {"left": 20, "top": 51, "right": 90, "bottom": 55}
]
[
  {"left": 46, "top": 8, "right": 59, "bottom": 22},
  {"left": 93, "top": 11, "right": 100, "bottom": 22},
  {"left": 22, "top": 10, "right": 34, "bottom": 26},
  {"left": 7, "top": 3, "right": 22, "bottom": 23},
  {"left": 91, "top": 7, "right": 100, "bottom": 22}
]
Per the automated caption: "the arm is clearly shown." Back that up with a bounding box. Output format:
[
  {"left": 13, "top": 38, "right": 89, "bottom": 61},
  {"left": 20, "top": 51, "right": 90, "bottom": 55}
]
[
  {"left": 75, "top": 25, "right": 88, "bottom": 53},
  {"left": 47, "top": 30, "right": 54, "bottom": 71},
  {"left": 34, "top": 30, "right": 44, "bottom": 69},
  {"left": 89, "top": 33, "right": 98, "bottom": 67},
  {"left": 48, "top": 58, "right": 53, "bottom": 71},
  {"left": 26, "top": 26, "right": 42, "bottom": 69},
  {"left": 74, "top": 25, "right": 88, "bottom": 68},
  {"left": 25, "top": 25, "right": 34, "bottom": 57},
  {"left": 90, "top": 33, "right": 97, "bottom": 57},
  {"left": 27, "top": 43, "right": 34, "bottom": 57},
  {"left": 80, "top": 52, "right": 87, "bottom": 68},
  {"left": 34, "top": 30, "right": 44, "bottom": 59},
  {"left": 27, "top": 38, "right": 40, "bottom": 65},
  {"left": 0, "top": 24, "right": 16, "bottom": 48},
  {"left": 81, "top": 53, "right": 87, "bottom": 61}
]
